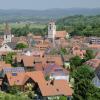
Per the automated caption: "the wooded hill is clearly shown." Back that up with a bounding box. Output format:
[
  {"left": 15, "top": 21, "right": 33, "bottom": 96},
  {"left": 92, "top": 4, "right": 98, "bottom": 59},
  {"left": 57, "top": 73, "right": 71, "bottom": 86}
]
[{"left": 56, "top": 15, "right": 100, "bottom": 37}]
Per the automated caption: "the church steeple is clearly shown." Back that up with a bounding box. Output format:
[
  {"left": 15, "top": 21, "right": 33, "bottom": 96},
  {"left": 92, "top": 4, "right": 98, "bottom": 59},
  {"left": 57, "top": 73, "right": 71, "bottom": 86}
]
[
  {"left": 3, "top": 23, "right": 12, "bottom": 43},
  {"left": 4, "top": 23, "right": 11, "bottom": 35}
]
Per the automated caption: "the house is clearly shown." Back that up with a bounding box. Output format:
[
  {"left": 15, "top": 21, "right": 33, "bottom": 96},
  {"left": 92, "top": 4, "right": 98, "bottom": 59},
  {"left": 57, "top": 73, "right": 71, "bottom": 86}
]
[
  {"left": 2, "top": 71, "right": 45, "bottom": 92},
  {"left": 34, "top": 62, "right": 69, "bottom": 81},
  {"left": 87, "top": 37, "right": 100, "bottom": 44},
  {"left": 95, "top": 52, "right": 100, "bottom": 59},
  {"left": 44, "top": 63, "right": 69, "bottom": 81},
  {"left": 44, "top": 55, "right": 63, "bottom": 67},
  {"left": 2, "top": 67, "right": 25, "bottom": 75},
  {"left": 85, "top": 59, "right": 100, "bottom": 70},
  {"left": 87, "top": 44, "right": 100, "bottom": 50},
  {"left": 56, "top": 31, "right": 69, "bottom": 39},
  {"left": 32, "top": 35, "right": 43, "bottom": 42},
  {"left": 0, "top": 61, "right": 12, "bottom": 88},
  {"left": 0, "top": 23, "right": 17, "bottom": 52},
  {"left": 23, "top": 49, "right": 45, "bottom": 57},
  {"left": 0, "top": 67, "right": 25, "bottom": 84},
  {"left": 72, "top": 45, "right": 86, "bottom": 59},
  {"left": 73, "top": 36, "right": 86, "bottom": 43},
  {"left": 27, "top": 33, "right": 44, "bottom": 47},
  {"left": 54, "top": 38, "right": 69, "bottom": 49},
  {"left": 0, "top": 52, "right": 8, "bottom": 61},
  {"left": 17, "top": 36, "right": 28, "bottom": 45},
  {"left": 43, "top": 80, "right": 72, "bottom": 100},
  {"left": 85, "top": 37, "right": 100, "bottom": 50},
  {"left": 0, "top": 61, "right": 11, "bottom": 72},
  {"left": 32, "top": 50, "right": 45, "bottom": 58},
  {"left": 2, "top": 71, "right": 73, "bottom": 100},
  {"left": 14, "top": 54, "right": 64, "bottom": 70},
  {"left": 11, "top": 37, "right": 19, "bottom": 43},
  {"left": 34, "top": 63, "right": 43, "bottom": 71},
  {"left": 35, "top": 42, "right": 50, "bottom": 50},
  {"left": 0, "top": 37, "right": 4, "bottom": 46},
  {"left": 0, "top": 43, "right": 13, "bottom": 52},
  {"left": 22, "top": 48, "right": 43, "bottom": 55},
  {"left": 14, "top": 55, "right": 34, "bottom": 72}
]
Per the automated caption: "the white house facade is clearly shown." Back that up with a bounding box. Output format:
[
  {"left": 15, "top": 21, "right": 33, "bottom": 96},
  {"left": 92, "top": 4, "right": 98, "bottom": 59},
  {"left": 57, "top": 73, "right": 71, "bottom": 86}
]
[{"left": 0, "top": 43, "right": 13, "bottom": 52}]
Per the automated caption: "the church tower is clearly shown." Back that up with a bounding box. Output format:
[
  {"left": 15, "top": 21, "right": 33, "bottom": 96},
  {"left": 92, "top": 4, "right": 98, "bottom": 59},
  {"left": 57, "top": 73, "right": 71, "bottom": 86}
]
[
  {"left": 48, "top": 21, "right": 56, "bottom": 47},
  {"left": 48, "top": 21, "right": 56, "bottom": 39},
  {"left": 4, "top": 23, "right": 12, "bottom": 43}
]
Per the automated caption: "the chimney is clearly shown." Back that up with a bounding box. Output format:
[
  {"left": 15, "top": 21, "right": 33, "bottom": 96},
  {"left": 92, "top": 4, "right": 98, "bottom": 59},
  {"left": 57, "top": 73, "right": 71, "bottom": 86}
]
[{"left": 50, "top": 78, "right": 55, "bottom": 85}]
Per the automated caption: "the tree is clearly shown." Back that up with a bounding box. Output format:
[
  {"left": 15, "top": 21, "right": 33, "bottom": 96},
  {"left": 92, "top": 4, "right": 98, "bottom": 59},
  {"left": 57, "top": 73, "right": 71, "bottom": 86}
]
[
  {"left": 70, "top": 56, "right": 82, "bottom": 71},
  {"left": 84, "top": 49, "right": 94, "bottom": 61},
  {"left": 72, "top": 65, "right": 100, "bottom": 100},
  {"left": 60, "top": 48, "right": 67, "bottom": 55},
  {"left": 57, "top": 15, "right": 100, "bottom": 37},
  {"left": 86, "top": 84, "right": 100, "bottom": 100},
  {"left": 59, "top": 96, "right": 66, "bottom": 100},
  {"left": 16, "top": 43, "right": 28, "bottom": 50},
  {"left": 9, "top": 85, "right": 20, "bottom": 95},
  {"left": 5, "top": 52, "right": 16, "bottom": 64},
  {"left": 27, "top": 91, "right": 34, "bottom": 99},
  {"left": 72, "top": 65, "right": 94, "bottom": 82}
]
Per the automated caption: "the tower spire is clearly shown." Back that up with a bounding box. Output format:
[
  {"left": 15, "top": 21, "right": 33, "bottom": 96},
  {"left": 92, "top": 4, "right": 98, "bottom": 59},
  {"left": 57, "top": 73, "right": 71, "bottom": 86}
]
[
  {"left": 4, "top": 22, "right": 11, "bottom": 35},
  {"left": 3, "top": 22, "right": 12, "bottom": 43}
]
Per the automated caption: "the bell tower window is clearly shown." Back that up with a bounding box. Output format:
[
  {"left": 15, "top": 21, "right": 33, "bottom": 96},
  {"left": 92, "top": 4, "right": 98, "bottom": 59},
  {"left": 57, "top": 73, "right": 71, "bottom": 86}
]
[
  {"left": 6, "top": 35, "right": 7, "bottom": 39},
  {"left": 49, "top": 24, "right": 52, "bottom": 30}
]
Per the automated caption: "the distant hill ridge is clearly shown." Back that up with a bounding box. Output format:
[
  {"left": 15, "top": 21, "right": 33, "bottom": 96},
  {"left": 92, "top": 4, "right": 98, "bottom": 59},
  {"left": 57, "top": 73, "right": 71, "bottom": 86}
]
[
  {"left": 0, "top": 8, "right": 100, "bottom": 17},
  {"left": 0, "top": 8, "right": 100, "bottom": 23}
]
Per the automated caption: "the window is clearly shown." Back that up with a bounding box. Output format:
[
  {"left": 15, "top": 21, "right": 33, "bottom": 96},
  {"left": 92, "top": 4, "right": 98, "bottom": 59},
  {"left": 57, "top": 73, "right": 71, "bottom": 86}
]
[
  {"left": 6, "top": 35, "right": 7, "bottom": 39},
  {"left": 49, "top": 24, "right": 52, "bottom": 30},
  {"left": 5, "top": 45, "right": 7, "bottom": 48}
]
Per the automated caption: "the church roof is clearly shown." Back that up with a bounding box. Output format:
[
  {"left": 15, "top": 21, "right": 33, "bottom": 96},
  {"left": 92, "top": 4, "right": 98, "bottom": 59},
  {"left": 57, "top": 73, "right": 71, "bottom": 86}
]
[{"left": 6, "top": 42, "right": 17, "bottom": 49}]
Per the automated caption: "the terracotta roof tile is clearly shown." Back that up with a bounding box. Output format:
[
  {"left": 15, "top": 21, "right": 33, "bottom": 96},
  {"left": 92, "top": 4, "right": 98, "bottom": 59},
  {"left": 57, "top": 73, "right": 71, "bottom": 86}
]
[
  {"left": 85, "top": 59, "right": 100, "bottom": 69},
  {"left": 56, "top": 31, "right": 68, "bottom": 38},
  {"left": 6, "top": 71, "right": 73, "bottom": 96},
  {"left": 0, "top": 61, "right": 11, "bottom": 71}
]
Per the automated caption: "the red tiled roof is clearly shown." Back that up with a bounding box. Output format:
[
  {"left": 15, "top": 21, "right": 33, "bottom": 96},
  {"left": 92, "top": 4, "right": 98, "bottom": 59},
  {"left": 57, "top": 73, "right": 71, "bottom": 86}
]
[
  {"left": 85, "top": 59, "right": 100, "bottom": 69},
  {"left": 39, "top": 80, "right": 73, "bottom": 96},
  {"left": 56, "top": 31, "right": 68, "bottom": 38},
  {"left": 0, "top": 61, "right": 11, "bottom": 71},
  {"left": 22, "top": 56, "right": 34, "bottom": 67},
  {"left": 34, "top": 63, "right": 43, "bottom": 71},
  {"left": 72, "top": 45, "right": 86, "bottom": 58},
  {"left": 88, "top": 44, "right": 100, "bottom": 49},
  {"left": 6, "top": 71, "right": 73, "bottom": 96},
  {"left": 6, "top": 71, "right": 45, "bottom": 86},
  {"left": 15, "top": 54, "right": 63, "bottom": 67}
]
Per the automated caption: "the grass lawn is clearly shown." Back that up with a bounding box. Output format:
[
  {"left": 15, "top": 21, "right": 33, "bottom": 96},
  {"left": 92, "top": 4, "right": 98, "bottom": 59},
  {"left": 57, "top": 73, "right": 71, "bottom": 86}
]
[{"left": 0, "top": 22, "right": 46, "bottom": 31}]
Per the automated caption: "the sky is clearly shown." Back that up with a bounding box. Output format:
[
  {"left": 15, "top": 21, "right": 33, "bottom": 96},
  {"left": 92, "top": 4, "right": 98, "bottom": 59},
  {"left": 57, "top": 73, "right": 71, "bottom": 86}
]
[{"left": 0, "top": 0, "right": 100, "bottom": 10}]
